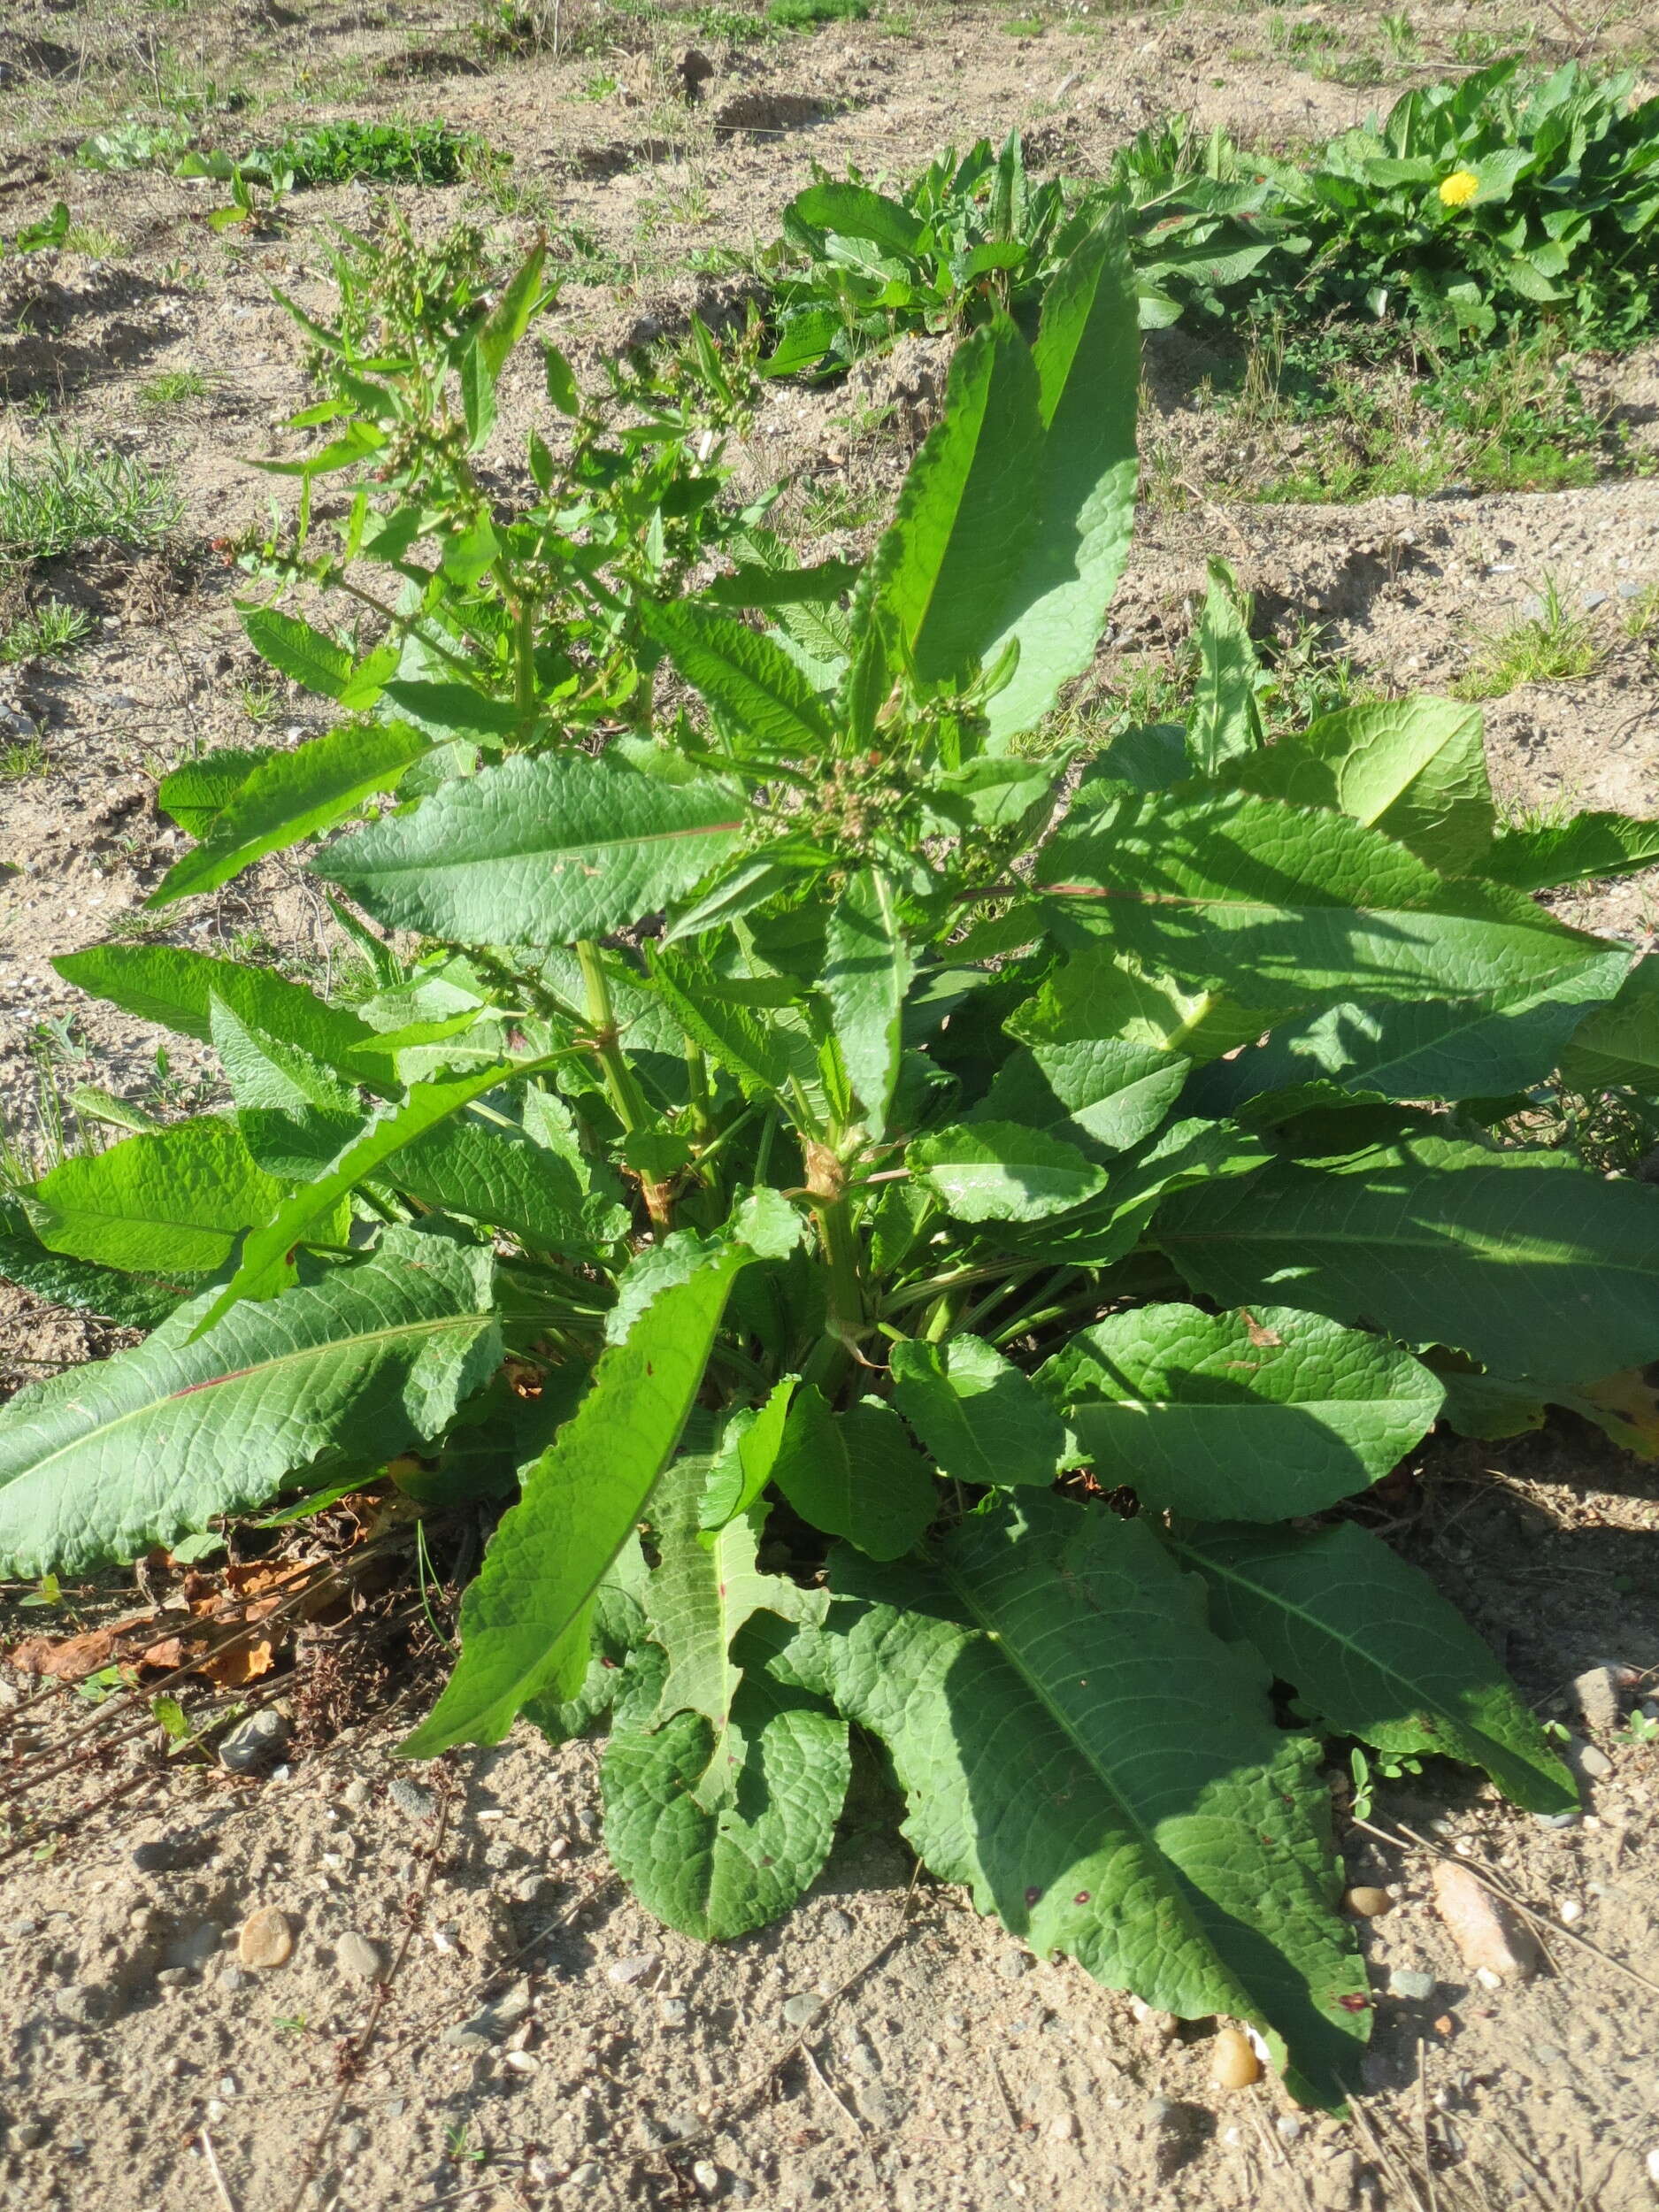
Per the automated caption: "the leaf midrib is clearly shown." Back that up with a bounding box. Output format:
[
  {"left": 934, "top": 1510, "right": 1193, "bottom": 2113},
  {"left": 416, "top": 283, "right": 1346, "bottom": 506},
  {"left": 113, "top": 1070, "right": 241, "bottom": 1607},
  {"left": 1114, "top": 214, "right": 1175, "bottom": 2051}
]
[
  {"left": 345, "top": 816, "right": 743, "bottom": 880},
  {"left": 1164, "top": 1534, "right": 1522, "bottom": 1776},
  {"left": 2, "top": 1308, "right": 495, "bottom": 1489}
]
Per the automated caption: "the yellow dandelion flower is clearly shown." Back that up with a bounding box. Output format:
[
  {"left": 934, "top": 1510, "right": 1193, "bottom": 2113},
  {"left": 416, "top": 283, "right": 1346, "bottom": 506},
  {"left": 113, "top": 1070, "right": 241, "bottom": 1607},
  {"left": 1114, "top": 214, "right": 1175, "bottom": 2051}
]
[{"left": 1439, "top": 170, "right": 1480, "bottom": 209}]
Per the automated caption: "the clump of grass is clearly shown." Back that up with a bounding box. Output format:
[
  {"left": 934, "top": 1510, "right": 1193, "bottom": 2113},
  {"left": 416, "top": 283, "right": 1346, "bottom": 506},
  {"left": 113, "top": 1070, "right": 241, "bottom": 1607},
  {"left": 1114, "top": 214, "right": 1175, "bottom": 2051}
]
[
  {"left": 1454, "top": 578, "right": 1601, "bottom": 702},
  {"left": 254, "top": 119, "right": 493, "bottom": 188},
  {"left": 0, "top": 601, "right": 94, "bottom": 667},
  {"left": 0, "top": 436, "right": 181, "bottom": 560},
  {"left": 0, "top": 735, "right": 48, "bottom": 780},
  {"left": 61, "top": 221, "right": 124, "bottom": 257},
  {"left": 1624, "top": 581, "right": 1659, "bottom": 641},
  {"left": 138, "top": 369, "right": 209, "bottom": 407},
  {"left": 768, "top": 0, "right": 870, "bottom": 26}
]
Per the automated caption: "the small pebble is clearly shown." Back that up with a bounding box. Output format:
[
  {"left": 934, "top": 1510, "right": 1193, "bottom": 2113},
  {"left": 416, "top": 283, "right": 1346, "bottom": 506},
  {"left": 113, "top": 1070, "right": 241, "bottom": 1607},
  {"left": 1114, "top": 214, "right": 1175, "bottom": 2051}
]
[
  {"left": 821, "top": 1908, "right": 854, "bottom": 1939},
  {"left": 237, "top": 1909, "right": 294, "bottom": 1970},
  {"left": 693, "top": 2162, "right": 722, "bottom": 2198},
  {"left": 388, "top": 1776, "right": 435, "bottom": 1820},
  {"left": 1344, "top": 1886, "right": 1393, "bottom": 1917},
  {"left": 659, "top": 1997, "right": 689, "bottom": 2027},
  {"left": 606, "top": 1954, "right": 656, "bottom": 1986},
  {"left": 341, "top": 1779, "right": 372, "bottom": 1811},
  {"left": 1571, "top": 1740, "right": 1614, "bottom": 1783},
  {"left": 1276, "top": 2115, "right": 1302, "bottom": 2143},
  {"left": 1432, "top": 1862, "right": 1540, "bottom": 1983},
  {"left": 1130, "top": 1997, "right": 1179, "bottom": 2039},
  {"left": 1210, "top": 2025, "right": 1261, "bottom": 2091},
  {"left": 1389, "top": 1970, "right": 1437, "bottom": 2001},
  {"left": 781, "top": 1993, "right": 823, "bottom": 2028},
  {"left": 1558, "top": 1898, "right": 1584, "bottom": 1924},
  {"left": 997, "top": 1949, "right": 1035, "bottom": 1980},
  {"left": 335, "top": 1932, "right": 382, "bottom": 1981},
  {"left": 1571, "top": 1664, "right": 1623, "bottom": 1732},
  {"left": 569, "top": 2160, "right": 604, "bottom": 2187},
  {"left": 218, "top": 1708, "right": 289, "bottom": 1774},
  {"left": 1646, "top": 2147, "right": 1659, "bottom": 2186}
]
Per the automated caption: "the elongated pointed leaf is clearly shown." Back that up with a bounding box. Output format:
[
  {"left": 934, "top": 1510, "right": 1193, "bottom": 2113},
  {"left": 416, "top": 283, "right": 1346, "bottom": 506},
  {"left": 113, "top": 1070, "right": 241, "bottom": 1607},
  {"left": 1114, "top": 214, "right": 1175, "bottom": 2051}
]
[
  {"left": 636, "top": 599, "right": 836, "bottom": 756},
  {"left": 862, "top": 318, "right": 1043, "bottom": 687},
  {"left": 910, "top": 1120, "right": 1106, "bottom": 1221},
  {"left": 826, "top": 1496, "right": 1368, "bottom": 2105},
  {"left": 30, "top": 1118, "right": 286, "bottom": 1277},
  {"left": 1484, "top": 810, "right": 1659, "bottom": 893},
  {"left": 402, "top": 1247, "right": 750, "bottom": 1754},
  {"left": 979, "top": 215, "right": 1139, "bottom": 746},
  {"left": 0, "top": 1226, "right": 498, "bottom": 1576},
  {"left": 210, "top": 997, "right": 363, "bottom": 1178},
  {"left": 240, "top": 606, "right": 388, "bottom": 707},
  {"left": 1563, "top": 955, "right": 1659, "bottom": 1094},
  {"left": 700, "top": 1379, "right": 799, "bottom": 1532},
  {"left": 150, "top": 721, "right": 430, "bottom": 906},
  {"left": 772, "top": 1387, "right": 935, "bottom": 1559},
  {"left": 1041, "top": 787, "right": 1617, "bottom": 1012},
  {"left": 1037, "top": 1302, "right": 1443, "bottom": 1518},
  {"left": 648, "top": 950, "right": 811, "bottom": 1102},
  {"left": 824, "top": 867, "right": 910, "bottom": 1138},
  {"left": 1192, "top": 948, "right": 1630, "bottom": 1111},
  {"left": 196, "top": 1053, "right": 570, "bottom": 1333},
  {"left": 53, "top": 943, "right": 383, "bottom": 1072},
  {"left": 1187, "top": 559, "right": 1263, "bottom": 778},
  {"left": 1157, "top": 1135, "right": 1659, "bottom": 1386},
  {"left": 314, "top": 752, "right": 742, "bottom": 947},
  {"left": 157, "top": 747, "right": 277, "bottom": 836},
  {"left": 603, "top": 1613, "right": 850, "bottom": 1941},
  {"left": 1165, "top": 1520, "right": 1576, "bottom": 1813},
  {"left": 889, "top": 1333, "right": 1066, "bottom": 1488},
  {"left": 0, "top": 1221, "right": 185, "bottom": 1330},
  {"left": 789, "top": 180, "right": 927, "bottom": 256},
  {"left": 1230, "top": 699, "right": 1494, "bottom": 874}
]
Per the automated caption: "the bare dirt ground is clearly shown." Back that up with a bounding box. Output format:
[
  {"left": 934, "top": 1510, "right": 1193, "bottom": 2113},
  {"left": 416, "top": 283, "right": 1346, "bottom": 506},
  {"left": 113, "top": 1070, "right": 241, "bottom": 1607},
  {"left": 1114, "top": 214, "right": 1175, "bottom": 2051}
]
[{"left": 3, "top": 2, "right": 1659, "bottom": 2207}]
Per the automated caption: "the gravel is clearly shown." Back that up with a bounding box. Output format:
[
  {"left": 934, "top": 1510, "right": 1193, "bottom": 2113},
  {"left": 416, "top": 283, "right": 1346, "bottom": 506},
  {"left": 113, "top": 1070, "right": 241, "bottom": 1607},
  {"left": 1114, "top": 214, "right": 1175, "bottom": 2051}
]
[
  {"left": 335, "top": 1932, "right": 383, "bottom": 1980},
  {"left": 217, "top": 1708, "right": 289, "bottom": 1774}
]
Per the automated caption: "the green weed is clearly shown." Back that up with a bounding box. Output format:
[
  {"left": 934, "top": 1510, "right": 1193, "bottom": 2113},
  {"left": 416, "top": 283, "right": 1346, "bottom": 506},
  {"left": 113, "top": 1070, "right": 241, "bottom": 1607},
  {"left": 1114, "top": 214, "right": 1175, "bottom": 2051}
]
[
  {"left": 138, "top": 369, "right": 209, "bottom": 408},
  {"left": 768, "top": 0, "right": 870, "bottom": 24},
  {"left": 0, "top": 601, "right": 94, "bottom": 667},
  {"left": 1454, "top": 578, "right": 1601, "bottom": 700},
  {"left": 0, "top": 736, "right": 47, "bottom": 780},
  {"left": 0, "top": 437, "right": 181, "bottom": 560}
]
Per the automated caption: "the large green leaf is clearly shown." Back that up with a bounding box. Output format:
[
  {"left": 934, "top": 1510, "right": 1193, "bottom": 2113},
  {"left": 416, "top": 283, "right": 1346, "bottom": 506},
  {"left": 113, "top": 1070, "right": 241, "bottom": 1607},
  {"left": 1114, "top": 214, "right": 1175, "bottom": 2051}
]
[
  {"left": 1165, "top": 1520, "right": 1576, "bottom": 1813},
  {"left": 400, "top": 1246, "right": 750, "bottom": 1755},
  {"left": 647, "top": 951, "right": 813, "bottom": 1102},
  {"left": 0, "top": 1226, "right": 498, "bottom": 1576},
  {"left": 700, "top": 1379, "right": 798, "bottom": 1532},
  {"left": 210, "top": 996, "right": 363, "bottom": 1178},
  {"left": 1562, "top": 955, "right": 1659, "bottom": 1093},
  {"left": 772, "top": 1387, "right": 936, "bottom": 1559},
  {"left": 157, "top": 747, "right": 277, "bottom": 836},
  {"left": 910, "top": 1120, "right": 1106, "bottom": 1221},
  {"left": 241, "top": 606, "right": 391, "bottom": 709},
  {"left": 826, "top": 1496, "right": 1368, "bottom": 2106},
  {"left": 393, "top": 1115, "right": 628, "bottom": 1256},
  {"left": 1482, "top": 810, "right": 1659, "bottom": 894},
  {"left": 790, "top": 180, "right": 927, "bottom": 257},
  {"left": 636, "top": 599, "right": 837, "bottom": 757},
  {"left": 1187, "top": 559, "right": 1263, "bottom": 778},
  {"left": 862, "top": 317, "right": 1043, "bottom": 688},
  {"left": 53, "top": 943, "right": 380, "bottom": 1073},
  {"left": 995, "top": 957, "right": 1194, "bottom": 1149},
  {"left": 1037, "top": 1302, "right": 1443, "bottom": 1518},
  {"left": 29, "top": 1118, "right": 286, "bottom": 1277},
  {"left": 980, "top": 214, "right": 1140, "bottom": 746},
  {"left": 823, "top": 867, "right": 910, "bottom": 1138},
  {"left": 314, "top": 752, "right": 742, "bottom": 947},
  {"left": 889, "top": 1333, "right": 1066, "bottom": 1488},
  {"left": 150, "top": 721, "right": 430, "bottom": 905},
  {"left": 1157, "top": 1134, "right": 1659, "bottom": 1385},
  {"left": 196, "top": 1055, "right": 571, "bottom": 1332},
  {"left": 603, "top": 1614, "right": 850, "bottom": 1942},
  {"left": 0, "top": 1217, "right": 185, "bottom": 1330},
  {"left": 1229, "top": 699, "right": 1494, "bottom": 874},
  {"left": 1041, "top": 787, "right": 1617, "bottom": 1012},
  {"left": 1191, "top": 948, "right": 1630, "bottom": 1112}
]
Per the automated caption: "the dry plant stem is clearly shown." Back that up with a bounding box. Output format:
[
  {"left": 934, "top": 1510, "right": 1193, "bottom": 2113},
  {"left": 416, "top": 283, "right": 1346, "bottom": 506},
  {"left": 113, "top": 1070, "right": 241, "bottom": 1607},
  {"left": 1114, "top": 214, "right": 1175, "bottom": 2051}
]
[
  {"left": 1, "top": 1534, "right": 409, "bottom": 1802},
  {"left": 1351, "top": 1815, "right": 1659, "bottom": 1998},
  {"left": 280, "top": 1769, "right": 457, "bottom": 2212},
  {"left": 198, "top": 2125, "right": 242, "bottom": 2212}
]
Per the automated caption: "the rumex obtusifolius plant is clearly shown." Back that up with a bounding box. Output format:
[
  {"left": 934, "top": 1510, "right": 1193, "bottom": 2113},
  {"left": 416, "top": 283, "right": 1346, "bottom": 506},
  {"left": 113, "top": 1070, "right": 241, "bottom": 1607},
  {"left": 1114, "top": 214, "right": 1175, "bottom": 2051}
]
[{"left": 9, "top": 208, "right": 1659, "bottom": 2107}]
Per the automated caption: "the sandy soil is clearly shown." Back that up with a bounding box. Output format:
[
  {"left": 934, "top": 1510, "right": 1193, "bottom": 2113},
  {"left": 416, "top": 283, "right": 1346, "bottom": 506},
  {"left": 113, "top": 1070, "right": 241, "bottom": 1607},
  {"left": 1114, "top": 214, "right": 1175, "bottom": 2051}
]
[{"left": 3, "top": 2, "right": 1659, "bottom": 2207}]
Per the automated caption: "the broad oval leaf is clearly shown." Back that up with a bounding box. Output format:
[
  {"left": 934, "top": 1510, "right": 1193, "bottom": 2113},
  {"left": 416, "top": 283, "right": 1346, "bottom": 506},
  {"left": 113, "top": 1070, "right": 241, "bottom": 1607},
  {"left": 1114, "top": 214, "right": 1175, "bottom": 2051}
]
[
  {"left": 826, "top": 1496, "right": 1369, "bottom": 2107},
  {"left": 889, "top": 1333, "right": 1067, "bottom": 1489},
  {"left": 1041, "top": 787, "right": 1618, "bottom": 1014},
  {"left": 0, "top": 1226, "right": 499, "bottom": 1576},
  {"left": 314, "top": 752, "right": 742, "bottom": 948},
  {"left": 772, "top": 1387, "right": 936, "bottom": 1560},
  {"left": 1157, "top": 1135, "right": 1659, "bottom": 1386},
  {"left": 150, "top": 720, "right": 430, "bottom": 907},
  {"left": 30, "top": 1118, "right": 286, "bottom": 1277},
  {"left": 910, "top": 1120, "right": 1106, "bottom": 1221},
  {"left": 1165, "top": 1519, "right": 1577, "bottom": 1814},
  {"left": 1037, "top": 1302, "right": 1444, "bottom": 1518}
]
